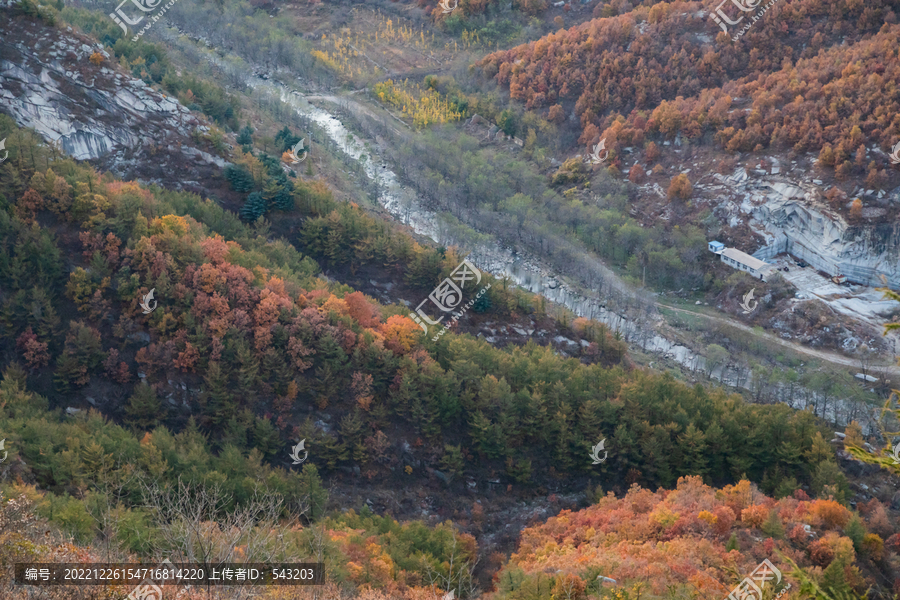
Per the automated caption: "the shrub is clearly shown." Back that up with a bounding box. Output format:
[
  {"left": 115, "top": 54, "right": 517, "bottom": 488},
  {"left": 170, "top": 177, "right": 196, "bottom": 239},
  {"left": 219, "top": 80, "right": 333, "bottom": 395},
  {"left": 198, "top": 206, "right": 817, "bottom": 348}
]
[
  {"left": 741, "top": 505, "right": 768, "bottom": 528},
  {"left": 789, "top": 524, "right": 811, "bottom": 546},
  {"left": 849, "top": 198, "right": 863, "bottom": 220},
  {"left": 808, "top": 537, "right": 836, "bottom": 566},
  {"left": 698, "top": 510, "right": 717, "bottom": 525},
  {"left": 809, "top": 499, "right": 851, "bottom": 530},
  {"left": 650, "top": 506, "right": 679, "bottom": 530},
  {"left": 884, "top": 533, "right": 900, "bottom": 554},
  {"left": 628, "top": 163, "right": 646, "bottom": 183},
  {"left": 667, "top": 173, "right": 692, "bottom": 200},
  {"left": 551, "top": 574, "right": 585, "bottom": 600},
  {"left": 713, "top": 506, "right": 736, "bottom": 536},
  {"left": 861, "top": 533, "right": 884, "bottom": 561}
]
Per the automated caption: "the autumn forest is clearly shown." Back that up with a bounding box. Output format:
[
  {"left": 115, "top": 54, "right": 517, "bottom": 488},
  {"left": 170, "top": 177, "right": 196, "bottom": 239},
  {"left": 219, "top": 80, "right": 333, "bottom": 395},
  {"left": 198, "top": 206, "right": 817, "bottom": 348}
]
[{"left": 2, "top": 0, "right": 900, "bottom": 598}]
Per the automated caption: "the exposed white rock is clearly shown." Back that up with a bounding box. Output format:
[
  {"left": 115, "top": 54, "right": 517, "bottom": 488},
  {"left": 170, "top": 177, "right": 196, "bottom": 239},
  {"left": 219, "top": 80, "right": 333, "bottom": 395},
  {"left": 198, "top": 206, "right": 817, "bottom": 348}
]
[
  {"left": 743, "top": 180, "right": 900, "bottom": 288},
  {"left": 0, "top": 19, "right": 227, "bottom": 190}
]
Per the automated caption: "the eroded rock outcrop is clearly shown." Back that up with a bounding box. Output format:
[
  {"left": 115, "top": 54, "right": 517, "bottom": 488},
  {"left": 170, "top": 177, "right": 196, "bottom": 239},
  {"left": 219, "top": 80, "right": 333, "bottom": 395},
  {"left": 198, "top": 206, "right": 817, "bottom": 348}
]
[
  {"left": 717, "top": 170, "right": 900, "bottom": 288},
  {"left": 0, "top": 15, "right": 229, "bottom": 195}
]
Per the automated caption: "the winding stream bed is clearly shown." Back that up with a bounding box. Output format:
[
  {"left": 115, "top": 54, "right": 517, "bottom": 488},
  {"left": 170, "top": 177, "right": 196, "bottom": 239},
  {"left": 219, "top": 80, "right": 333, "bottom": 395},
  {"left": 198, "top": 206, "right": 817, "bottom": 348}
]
[{"left": 202, "top": 58, "right": 879, "bottom": 431}]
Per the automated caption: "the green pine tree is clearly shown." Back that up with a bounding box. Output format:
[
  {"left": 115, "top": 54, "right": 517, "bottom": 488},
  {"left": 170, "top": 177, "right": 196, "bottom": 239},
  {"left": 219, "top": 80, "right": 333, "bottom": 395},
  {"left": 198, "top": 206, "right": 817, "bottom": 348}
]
[
  {"left": 252, "top": 416, "right": 281, "bottom": 461},
  {"left": 201, "top": 361, "right": 236, "bottom": 427},
  {"left": 774, "top": 476, "right": 800, "bottom": 499},
  {"left": 262, "top": 177, "right": 283, "bottom": 212},
  {"left": 240, "top": 192, "right": 266, "bottom": 222},
  {"left": 54, "top": 352, "right": 86, "bottom": 394},
  {"left": 220, "top": 416, "right": 249, "bottom": 449},
  {"left": 761, "top": 510, "right": 785, "bottom": 539},
  {"left": 225, "top": 165, "right": 255, "bottom": 192},
  {"left": 236, "top": 124, "right": 254, "bottom": 146},
  {"left": 821, "top": 555, "right": 854, "bottom": 598},
  {"left": 440, "top": 444, "right": 465, "bottom": 477},
  {"left": 319, "top": 433, "right": 348, "bottom": 469},
  {"left": 125, "top": 382, "right": 164, "bottom": 430},
  {"left": 296, "top": 463, "right": 328, "bottom": 520},
  {"left": 469, "top": 410, "right": 496, "bottom": 458},
  {"left": 844, "top": 515, "right": 866, "bottom": 553},
  {"left": 274, "top": 186, "right": 294, "bottom": 211},
  {"left": 236, "top": 340, "right": 260, "bottom": 395},
  {"left": 811, "top": 461, "right": 850, "bottom": 503},
  {"left": 505, "top": 456, "right": 532, "bottom": 484},
  {"left": 338, "top": 411, "right": 366, "bottom": 463},
  {"left": 80, "top": 440, "right": 114, "bottom": 482},
  {"left": 725, "top": 532, "right": 739, "bottom": 552},
  {"left": 678, "top": 423, "right": 709, "bottom": 478},
  {"left": 472, "top": 291, "right": 492, "bottom": 313}
]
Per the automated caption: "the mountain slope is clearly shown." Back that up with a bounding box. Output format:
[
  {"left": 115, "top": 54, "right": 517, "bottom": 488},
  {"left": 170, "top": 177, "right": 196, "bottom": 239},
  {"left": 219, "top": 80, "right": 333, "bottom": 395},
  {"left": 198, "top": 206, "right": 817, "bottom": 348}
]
[{"left": 0, "top": 12, "right": 231, "bottom": 197}]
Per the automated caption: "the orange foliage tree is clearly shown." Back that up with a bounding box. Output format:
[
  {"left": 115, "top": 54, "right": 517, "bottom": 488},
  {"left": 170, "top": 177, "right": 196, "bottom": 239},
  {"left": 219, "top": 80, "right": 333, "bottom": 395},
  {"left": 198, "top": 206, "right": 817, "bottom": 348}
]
[
  {"left": 379, "top": 315, "right": 421, "bottom": 354},
  {"left": 667, "top": 173, "right": 692, "bottom": 201}
]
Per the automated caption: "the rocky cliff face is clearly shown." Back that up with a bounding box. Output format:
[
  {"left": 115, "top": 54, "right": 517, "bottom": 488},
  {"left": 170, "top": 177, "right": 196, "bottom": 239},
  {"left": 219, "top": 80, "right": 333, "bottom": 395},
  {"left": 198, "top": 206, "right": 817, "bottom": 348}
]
[
  {"left": 0, "top": 14, "right": 229, "bottom": 196},
  {"left": 715, "top": 170, "right": 900, "bottom": 289}
]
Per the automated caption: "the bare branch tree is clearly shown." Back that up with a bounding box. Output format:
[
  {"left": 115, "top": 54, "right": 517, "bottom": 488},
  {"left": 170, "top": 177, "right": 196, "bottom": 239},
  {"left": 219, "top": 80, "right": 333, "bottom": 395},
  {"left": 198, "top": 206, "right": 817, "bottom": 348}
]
[
  {"left": 141, "top": 477, "right": 292, "bottom": 565},
  {"left": 423, "top": 529, "right": 479, "bottom": 600}
]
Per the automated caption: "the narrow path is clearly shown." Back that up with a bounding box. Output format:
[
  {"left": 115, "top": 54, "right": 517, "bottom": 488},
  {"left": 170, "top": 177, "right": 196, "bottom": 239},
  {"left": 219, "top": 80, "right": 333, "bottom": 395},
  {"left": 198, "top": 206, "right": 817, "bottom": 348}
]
[{"left": 658, "top": 303, "right": 900, "bottom": 375}]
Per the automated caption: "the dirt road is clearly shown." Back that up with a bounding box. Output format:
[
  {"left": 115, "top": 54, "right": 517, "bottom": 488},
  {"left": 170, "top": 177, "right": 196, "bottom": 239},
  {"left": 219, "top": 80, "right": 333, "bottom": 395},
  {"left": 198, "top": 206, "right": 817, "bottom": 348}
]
[{"left": 659, "top": 303, "right": 900, "bottom": 376}]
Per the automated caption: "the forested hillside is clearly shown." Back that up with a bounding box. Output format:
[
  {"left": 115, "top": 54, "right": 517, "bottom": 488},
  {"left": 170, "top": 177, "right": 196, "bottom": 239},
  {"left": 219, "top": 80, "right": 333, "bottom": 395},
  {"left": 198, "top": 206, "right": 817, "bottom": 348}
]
[
  {"left": 476, "top": 0, "right": 900, "bottom": 208},
  {"left": 0, "top": 103, "right": 883, "bottom": 596},
  {"left": 489, "top": 476, "right": 900, "bottom": 599},
  {"left": 2, "top": 1, "right": 900, "bottom": 598},
  {"left": 0, "top": 113, "right": 848, "bottom": 501}
]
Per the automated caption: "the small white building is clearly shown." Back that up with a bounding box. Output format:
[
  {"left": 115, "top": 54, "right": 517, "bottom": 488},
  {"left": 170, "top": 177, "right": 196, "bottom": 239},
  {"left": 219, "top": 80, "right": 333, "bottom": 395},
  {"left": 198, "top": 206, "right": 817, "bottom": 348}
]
[{"left": 709, "top": 241, "right": 772, "bottom": 281}]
